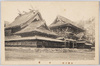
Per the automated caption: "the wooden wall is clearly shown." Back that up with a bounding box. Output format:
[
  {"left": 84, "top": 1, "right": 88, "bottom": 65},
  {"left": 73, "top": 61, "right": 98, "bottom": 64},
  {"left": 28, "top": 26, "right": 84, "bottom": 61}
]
[
  {"left": 5, "top": 40, "right": 37, "bottom": 47},
  {"left": 37, "top": 40, "right": 65, "bottom": 48}
]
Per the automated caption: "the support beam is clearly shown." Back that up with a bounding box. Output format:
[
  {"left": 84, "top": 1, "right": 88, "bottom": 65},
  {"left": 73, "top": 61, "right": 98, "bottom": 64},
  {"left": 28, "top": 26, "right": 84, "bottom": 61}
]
[{"left": 73, "top": 41, "right": 74, "bottom": 48}]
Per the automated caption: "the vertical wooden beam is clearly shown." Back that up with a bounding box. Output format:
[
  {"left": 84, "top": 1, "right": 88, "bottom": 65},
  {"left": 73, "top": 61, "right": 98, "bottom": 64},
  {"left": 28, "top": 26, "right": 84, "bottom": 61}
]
[
  {"left": 68, "top": 41, "right": 69, "bottom": 48},
  {"left": 64, "top": 39, "right": 66, "bottom": 48},
  {"left": 73, "top": 41, "right": 74, "bottom": 48},
  {"left": 35, "top": 40, "right": 38, "bottom": 48}
]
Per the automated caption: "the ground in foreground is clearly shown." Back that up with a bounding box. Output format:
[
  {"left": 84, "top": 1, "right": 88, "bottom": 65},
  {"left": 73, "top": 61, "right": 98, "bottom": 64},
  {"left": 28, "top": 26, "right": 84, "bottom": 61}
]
[{"left": 5, "top": 47, "right": 95, "bottom": 61}]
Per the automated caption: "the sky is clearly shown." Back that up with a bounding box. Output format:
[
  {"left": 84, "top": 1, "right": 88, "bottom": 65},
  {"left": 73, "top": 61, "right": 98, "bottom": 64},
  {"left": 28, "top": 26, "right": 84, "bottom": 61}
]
[{"left": 1, "top": 1, "right": 99, "bottom": 25}]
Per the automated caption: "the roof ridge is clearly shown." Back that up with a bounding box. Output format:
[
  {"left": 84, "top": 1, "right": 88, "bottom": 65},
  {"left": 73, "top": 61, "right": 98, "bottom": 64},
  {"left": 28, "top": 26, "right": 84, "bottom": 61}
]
[{"left": 15, "top": 10, "right": 39, "bottom": 19}]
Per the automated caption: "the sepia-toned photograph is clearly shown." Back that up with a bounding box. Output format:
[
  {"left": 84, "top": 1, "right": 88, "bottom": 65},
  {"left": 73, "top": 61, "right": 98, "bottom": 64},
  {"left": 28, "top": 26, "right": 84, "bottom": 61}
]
[{"left": 1, "top": 1, "right": 99, "bottom": 65}]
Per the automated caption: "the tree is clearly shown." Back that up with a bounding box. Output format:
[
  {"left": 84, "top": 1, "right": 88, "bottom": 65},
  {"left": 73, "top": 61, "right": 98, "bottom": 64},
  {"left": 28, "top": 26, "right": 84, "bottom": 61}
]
[{"left": 77, "top": 17, "right": 95, "bottom": 46}]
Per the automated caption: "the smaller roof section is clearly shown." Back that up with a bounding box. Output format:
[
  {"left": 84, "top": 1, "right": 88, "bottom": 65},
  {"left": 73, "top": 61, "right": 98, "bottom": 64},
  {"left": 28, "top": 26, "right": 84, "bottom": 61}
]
[{"left": 49, "top": 15, "right": 85, "bottom": 32}]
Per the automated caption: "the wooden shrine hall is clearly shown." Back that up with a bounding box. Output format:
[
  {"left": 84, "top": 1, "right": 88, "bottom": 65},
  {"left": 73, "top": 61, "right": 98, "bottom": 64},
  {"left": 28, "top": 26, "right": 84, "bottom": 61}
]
[
  {"left": 5, "top": 9, "right": 92, "bottom": 48},
  {"left": 5, "top": 10, "right": 65, "bottom": 48}
]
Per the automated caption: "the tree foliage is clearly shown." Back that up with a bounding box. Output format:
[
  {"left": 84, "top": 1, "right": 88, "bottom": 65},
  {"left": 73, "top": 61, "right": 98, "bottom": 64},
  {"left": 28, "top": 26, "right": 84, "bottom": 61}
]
[{"left": 77, "top": 17, "right": 95, "bottom": 46}]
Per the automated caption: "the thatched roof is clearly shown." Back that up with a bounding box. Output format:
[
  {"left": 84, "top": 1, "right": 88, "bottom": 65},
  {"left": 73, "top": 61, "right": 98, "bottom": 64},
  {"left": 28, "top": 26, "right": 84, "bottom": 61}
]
[
  {"left": 5, "top": 10, "right": 42, "bottom": 29},
  {"left": 49, "top": 15, "right": 84, "bottom": 31},
  {"left": 5, "top": 9, "right": 57, "bottom": 36},
  {"left": 14, "top": 20, "right": 57, "bottom": 36},
  {"left": 5, "top": 36, "right": 64, "bottom": 42}
]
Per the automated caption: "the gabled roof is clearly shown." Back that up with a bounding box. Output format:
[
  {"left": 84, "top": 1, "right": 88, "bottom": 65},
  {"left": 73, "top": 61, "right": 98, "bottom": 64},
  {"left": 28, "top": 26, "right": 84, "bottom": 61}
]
[
  {"left": 49, "top": 15, "right": 84, "bottom": 31},
  {"left": 5, "top": 10, "right": 42, "bottom": 29},
  {"left": 14, "top": 20, "right": 57, "bottom": 36},
  {"left": 50, "top": 15, "right": 74, "bottom": 25}
]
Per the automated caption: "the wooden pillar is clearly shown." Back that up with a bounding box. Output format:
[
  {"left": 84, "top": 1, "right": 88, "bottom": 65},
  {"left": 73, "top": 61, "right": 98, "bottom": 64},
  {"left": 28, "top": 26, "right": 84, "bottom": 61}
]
[
  {"left": 68, "top": 41, "right": 69, "bottom": 48},
  {"left": 36, "top": 40, "right": 38, "bottom": 48},
  {"left": 64, "top": 38, "right": 66, "bottom": 48},
  {"left": 73, "top": 41, "right": 74, "bottom": 48}
]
